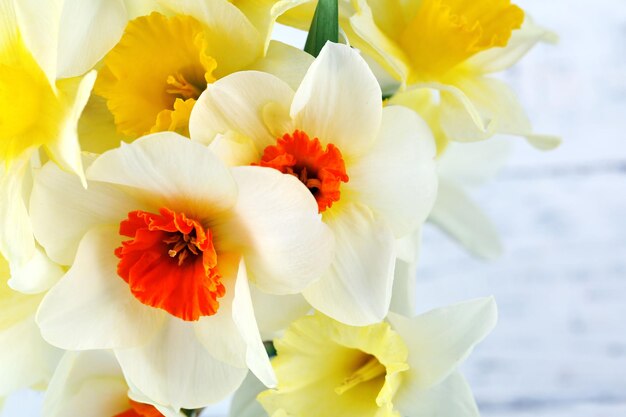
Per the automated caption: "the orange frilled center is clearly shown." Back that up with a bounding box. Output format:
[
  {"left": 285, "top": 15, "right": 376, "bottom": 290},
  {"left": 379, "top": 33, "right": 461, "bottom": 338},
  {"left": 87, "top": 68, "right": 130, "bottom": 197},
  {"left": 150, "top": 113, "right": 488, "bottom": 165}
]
[
  {"left": 115, "top": 207, "right": 225, "bottom": 321},
  {"left": 113, "top": 400, "right": 163, "bottom": 417},
  {"left": 255, "top": 130, "right": 349, "bottom": 212}
]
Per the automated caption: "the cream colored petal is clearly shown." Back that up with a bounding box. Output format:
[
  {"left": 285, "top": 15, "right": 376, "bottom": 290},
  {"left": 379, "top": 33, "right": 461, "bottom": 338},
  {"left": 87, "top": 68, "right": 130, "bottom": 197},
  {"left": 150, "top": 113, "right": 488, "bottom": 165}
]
[
  {"left": 116, "top": 318, "right": 248, "bottom": 409},
  {"left": 249, "top": 284, "right": 310, "bottom": 340},
  {"left": 208, "top": 131, "right": 262, "bottom": 167},
  {"left": 193, "top": 252, "right": 249, "bottom": 370},
  {"left": 0, "top": 160, "right": 35, "bottom": 269},
  {"left": 348, "top": 0, "right": 409, "bottom": 82},
  {"left": 439, "top": 76, "right": 530, "bottom": 142},
  {"left": 229, "top": 373, "right": 267, "bottom": 417},
  {"left": 37, "top": 225, "right": 166, "bottom": 350},
  {"left": 247, "top": 40, "right": 314, "bottom": 91},
  {"left": 190, "top": 70, "right": 294, "bottom": 148},
  {"left": 346, "top": 105, "right": 437, "bottom": 237},
  {"left": 159, "top": 0, "right": 263, "bottom": 76},
  {"left": 43, "top": 351, "right": 130, "bottom": 417},
  {"left": 428, "top": 179, "right": 503, "bottom": 260},
  {"left": 44, "top": 70, "right": 97, "bottom": 185},
  {"left": 232, "top": 258, "right": 276, "bottom": 388},
  {"left": 30, "top": 155, "right": 144, "bottom": 266},
  {"left": 219, "top": 166, "right": 334, "bottom": 295},
  {"left": 56, "top": 0, "right": 127, "bottom": 78},
  {"left": 303, "top": 203, "right": 395, "bottom": 326},
  {"left": 13, "top": 0, "right": 63, "bottom": 86},
  {"left": 465, "top": 18, "right": 558, "bottom": 74},
  {"left": 389, "top": 258, "right": 417, "bottom": 317},
  {"left": 396, "top": 371, "right": 479, "bottom": 417},
  {"left": 77, "top": 95, "right": 127, "bottom": 154},
  {"left": 7, "top": 245, "right": 64, "bottom": 294},
  {"left": 86, "top": 133, "right": 238, "bottom": 220},
  {"left": 0, "top": 316, "right": 61, "bottom": 397},
  {"left": 387, "top": 297, "right": 497, "bottom": 390},
  {"left": 291, "top": 42, "right": 382, "bottom": 156}
]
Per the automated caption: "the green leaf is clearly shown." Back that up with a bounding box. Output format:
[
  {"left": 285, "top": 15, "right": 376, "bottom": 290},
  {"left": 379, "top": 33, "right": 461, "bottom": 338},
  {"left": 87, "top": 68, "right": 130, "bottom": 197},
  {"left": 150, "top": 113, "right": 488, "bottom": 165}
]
[{"left": 304, "top": 0, "right": 339, "bottom": 57}]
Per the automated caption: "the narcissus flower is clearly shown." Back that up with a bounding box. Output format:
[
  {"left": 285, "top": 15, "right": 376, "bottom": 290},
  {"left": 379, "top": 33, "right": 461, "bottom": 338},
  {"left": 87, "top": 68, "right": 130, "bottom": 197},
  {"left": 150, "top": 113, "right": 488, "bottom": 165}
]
[
  {"left": 31, "top": 134, "right": 333, "bottom": 408},
  {"left": 234, "top": 298, "right": 497, "bottom": 417},
  {"left": 190, "top": 42, "right": 437, "bottom": 326},
  {"left": 0, "top": 0, "right": 96, "bottom": 285},
  {"left": 280, "top": 0, "right": 559, "bottom": 149},
  {"left": 80, "top": 0, "right": 311, "bottom": 151},
  {"left": 44, "top": 350, "right": 183, "bottom": 417}
]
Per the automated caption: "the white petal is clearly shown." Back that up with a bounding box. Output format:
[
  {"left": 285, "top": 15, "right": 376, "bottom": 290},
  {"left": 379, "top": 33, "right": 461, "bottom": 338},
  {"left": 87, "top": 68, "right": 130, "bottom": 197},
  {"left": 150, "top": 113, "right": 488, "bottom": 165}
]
[
  {"left": 36, "top": 225, "right": 166, "bottom": 350},
  {"left": 0, "top": 161, "right": 35, "bottom": 268},
  {"left": 116, "top": 318, "right": 248, "bottom": 409},
  {"left": 229, "top": 373, "right": 268, "bottom": 417},
  {"left": 291, "top": 42, "right": 382, "bottom": 156},
  {"left": 190, "top": 70, "right": 294, "bottom": 148},
  {"left": 208, "top": 131, "right": 262, "bottom": 167},
  {"left": 13, "top": 0, "right": 62, "bottom": 85},
  {"left": 30, "top": 156, "right": 144, "bottom": 266},
  {"left": 428, "top": 179, "right": 503, "bottom": 260},
  {"left": 395, "top": 371, "right": 479, "bottom": 417},
  {"left": 389, "top": 258, "right": 417, "bottom": 317},
  {"left": 0, "top": 316, "right": 60, "bottom": 397},
  {"left": 249, "top": 284, "right": 310, "bottom": 340},
  {"left": 56, "top": 0, "right": 127, "bottom": 78},
  {"left": 303, "top": 203, "right": 395, "bottom": 326},
  {"left": 232, "top": 258, "right": 276, "bottom": 387},
  {"left": 247, "top": 41, "right": 314, "bottom": 91},
  {"left": 348, "top": 0, "right": 409, "bottom": 82},
  {"left": 43, "top": 351, "right": 130, "bottom": 417},
  {"left": 86, "top": 133, "right": 238, "bottom": 220},
  {"left": 465, "top": 18, "right": 558, "bottom": 74},
  {"left": 347, "top": 105, "right": 437, "bottom": 236},
  {"left": 219, "top": 166, "right": 334, "bottom": 295},
  {"left": 194, "top": 254, "right": 247, "bottom": 369},
  {"left": 7, "top": 245, "right": 64, "bottom": 294},
  {"left": 44, "top": 71, "right": 97, "bottom": 185},
  {"left": 387, "top": 297, "right": 497, "bottom": 390}
]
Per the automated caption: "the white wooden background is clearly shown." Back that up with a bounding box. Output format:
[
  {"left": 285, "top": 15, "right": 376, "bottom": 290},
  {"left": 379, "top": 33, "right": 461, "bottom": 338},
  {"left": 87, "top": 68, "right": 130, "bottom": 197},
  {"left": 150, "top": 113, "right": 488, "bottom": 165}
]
[{"left": 3, "top": 1, "right": 624, "bottom": 416}]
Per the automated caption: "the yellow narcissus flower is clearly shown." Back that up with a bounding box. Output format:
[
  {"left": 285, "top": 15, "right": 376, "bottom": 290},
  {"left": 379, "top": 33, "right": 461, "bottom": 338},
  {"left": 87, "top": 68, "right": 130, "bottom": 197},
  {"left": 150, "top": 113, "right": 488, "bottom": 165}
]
[
  {"left": 77, "top": 0, "right": 312, "bottom": 153},
  {"left": 232, "top": 298, "right": 497, "bottom": 417},
  {"left": 280, "top": 0, "right": 559, "bottom": 149},
  {"left": 0, "top": 0, "right": 96, "bottom": 287},
  {"left": 190, "top": 42, "right": 438, "bottom": 326}
]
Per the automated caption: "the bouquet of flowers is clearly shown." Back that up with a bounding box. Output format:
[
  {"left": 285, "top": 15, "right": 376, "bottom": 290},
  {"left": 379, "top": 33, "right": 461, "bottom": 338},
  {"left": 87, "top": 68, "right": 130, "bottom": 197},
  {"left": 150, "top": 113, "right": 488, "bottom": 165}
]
[{"left": 0, "top": 0, "right": 557, "bottom": 415}]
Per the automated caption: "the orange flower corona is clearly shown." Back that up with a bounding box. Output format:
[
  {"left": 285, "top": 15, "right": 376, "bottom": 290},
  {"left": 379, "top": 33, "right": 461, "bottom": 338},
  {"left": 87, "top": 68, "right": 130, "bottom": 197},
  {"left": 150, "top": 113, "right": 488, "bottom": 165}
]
[
  {"left": 256, "top": 130, "right": 349, "bottom": 212},
  {"left": 115, "top": 207, "right": 224, "bottom": 321},
  {"left": 113, "top": 399, "right": 164, "bottom": 417}
]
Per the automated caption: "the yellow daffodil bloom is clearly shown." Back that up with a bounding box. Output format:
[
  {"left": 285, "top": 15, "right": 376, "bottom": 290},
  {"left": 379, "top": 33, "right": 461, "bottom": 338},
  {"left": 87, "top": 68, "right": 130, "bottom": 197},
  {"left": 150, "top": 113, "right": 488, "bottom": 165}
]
[
  {"left": 279, "top": 0, "right": 559, "bottom": 149},
  {"left": 77, "top": 0, "right": 312, "bottom": 152},
  {"left": 232, "top": 298, "right": 496, "bottom": 417},
  {"left": 0, "top": 0, "right": 96, "bottom": 287}
]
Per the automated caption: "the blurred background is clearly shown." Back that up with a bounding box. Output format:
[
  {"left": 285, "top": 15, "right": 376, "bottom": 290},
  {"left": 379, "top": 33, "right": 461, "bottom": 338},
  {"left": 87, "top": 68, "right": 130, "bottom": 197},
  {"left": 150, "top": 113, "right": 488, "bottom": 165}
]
[{"left": 2, "top": 0, "right": 624, "bottom": 416}]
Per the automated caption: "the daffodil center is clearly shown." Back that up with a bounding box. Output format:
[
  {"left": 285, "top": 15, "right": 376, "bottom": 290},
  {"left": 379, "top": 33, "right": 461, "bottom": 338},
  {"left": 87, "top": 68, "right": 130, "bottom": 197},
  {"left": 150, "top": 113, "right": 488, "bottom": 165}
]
[
  {"left": 115, "top": 207, "right": 224, "bottom": 321},
  {"left": 113, "top": 399, "right": 164, "bottom": 417},
  {"left": 94, "top": 12, "right": 217, "bottom": 138},
  {"left": 254, "top": 130, "right": 349, "bottom": 213},
  {"left": 399, "top": 0, "right": 524, "bottom": 78},
  {"left": 335, "top": 354, "right": 387, "bottom": 395}
]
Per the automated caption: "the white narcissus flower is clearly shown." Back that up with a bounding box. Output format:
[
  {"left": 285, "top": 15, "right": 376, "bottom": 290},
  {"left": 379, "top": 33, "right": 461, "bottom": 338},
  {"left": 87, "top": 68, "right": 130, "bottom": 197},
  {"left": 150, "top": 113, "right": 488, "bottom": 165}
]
[
  {"left": 0, "top": 0, "right": 96, "bottom": 290},
  {"left": 279, "top": 0, "right": 559, "bottom": 150},
  {"left": 230, "top": 298, "right": 497, "bottom": 417},
  {"left": 31, "top": 134, "right": 333, "bottom": 408},
  {"left": 190, "top": 42, "right": 438, "bottom": 326},
  {"left": 69, "top": 0, "right": 313, "bottom": 155},
  {"left": 43, "top": 350, "right": 183, "bottom": 417}
]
